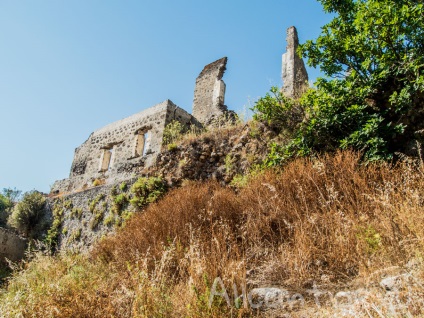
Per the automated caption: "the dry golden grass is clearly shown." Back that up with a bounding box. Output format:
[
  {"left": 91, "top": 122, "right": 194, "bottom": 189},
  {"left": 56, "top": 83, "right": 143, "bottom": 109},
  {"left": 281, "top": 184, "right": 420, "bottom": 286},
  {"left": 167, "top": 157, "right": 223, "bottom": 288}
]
[{"left": 1, "top": 151, "right": 423, "bottom": 317}]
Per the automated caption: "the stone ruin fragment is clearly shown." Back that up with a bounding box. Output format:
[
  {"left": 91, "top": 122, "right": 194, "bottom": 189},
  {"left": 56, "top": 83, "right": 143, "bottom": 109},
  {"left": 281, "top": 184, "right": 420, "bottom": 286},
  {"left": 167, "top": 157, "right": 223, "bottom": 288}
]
[{"left": 282, "top": 26, "right": 309, "bottom": 98}]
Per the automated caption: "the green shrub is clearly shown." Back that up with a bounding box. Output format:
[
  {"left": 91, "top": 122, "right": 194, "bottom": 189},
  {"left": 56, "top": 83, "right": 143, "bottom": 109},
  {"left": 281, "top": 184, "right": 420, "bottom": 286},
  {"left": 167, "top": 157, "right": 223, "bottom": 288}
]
[
  {"left": 89, "top": 194, "right": 105, "bottom": 213},
  {"left": 8, "top": 191, "right": 47, "bottom": 238},
  {"left": 90, "top": 210, "right": 105, "bottom": 230},
  {"left": 119, "top": 182, "right": 127, "bottom": 192},
  {"left": 253, "top": 86, "right": 305, "bottom": 134},
  {"left": 62, "top": 226, "right": 68, "bottom": 235},
  {"left": 69, "top": 228, "right": 82, "bottom": 242},
  {"left": 130, "top": 177, "right": 167, "bottom": 210},
  {"left": 103, "top": 213, "right": 115, "bottom": 227},
  {"left": 45, "top": 200, "right": 65, "bottom": 249},
  {"left": 162, "top": 120, "right": 186, "bottom": 145},
  {"left": 0, "top": 194, "right": 11, "bottom": 227},
  {"left": 70, "top": 207, "right": 83, "bottom": 219},
  {"left": 167, "top": 143, "right": 178, "bottom": 151}
]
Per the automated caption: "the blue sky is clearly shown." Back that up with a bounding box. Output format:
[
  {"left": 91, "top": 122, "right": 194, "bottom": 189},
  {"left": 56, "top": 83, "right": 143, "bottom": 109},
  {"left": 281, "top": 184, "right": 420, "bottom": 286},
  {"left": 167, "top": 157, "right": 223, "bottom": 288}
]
[{"left": 0, "top": 0, "right": 331, "bottom": 193}]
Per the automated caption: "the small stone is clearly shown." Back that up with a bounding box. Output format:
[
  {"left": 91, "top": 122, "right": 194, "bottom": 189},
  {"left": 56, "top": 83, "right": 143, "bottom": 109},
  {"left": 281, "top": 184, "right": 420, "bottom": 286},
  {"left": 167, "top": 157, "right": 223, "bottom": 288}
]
[{"left": 380, "top": 276, "right": 402, "bottom": 291}]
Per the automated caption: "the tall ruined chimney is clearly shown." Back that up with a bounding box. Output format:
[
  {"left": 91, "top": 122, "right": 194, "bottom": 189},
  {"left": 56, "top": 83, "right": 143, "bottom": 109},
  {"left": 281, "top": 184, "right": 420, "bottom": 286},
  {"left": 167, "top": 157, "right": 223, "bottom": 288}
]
[{"left": 282, "top": 26, "right": 309, "bottom": 98}]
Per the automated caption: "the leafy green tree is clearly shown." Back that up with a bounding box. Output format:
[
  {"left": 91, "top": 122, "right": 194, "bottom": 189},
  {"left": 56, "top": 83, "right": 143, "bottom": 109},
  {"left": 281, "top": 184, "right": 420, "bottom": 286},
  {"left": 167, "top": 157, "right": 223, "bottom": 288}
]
[
  {"left": 8, "top": 191, "right": 47, "bottom": 238},
  {"left": 0, "top": 194, "right": 11, "bottom": 227},
  {"left": 0, "top": 188, "right": 20, "bottom": 227},
  {"left": 300, "top": 0, "right": 424, "bottom": 160},
  {"left": 254, "top": 0, "right": 424, "bottom": 162}
]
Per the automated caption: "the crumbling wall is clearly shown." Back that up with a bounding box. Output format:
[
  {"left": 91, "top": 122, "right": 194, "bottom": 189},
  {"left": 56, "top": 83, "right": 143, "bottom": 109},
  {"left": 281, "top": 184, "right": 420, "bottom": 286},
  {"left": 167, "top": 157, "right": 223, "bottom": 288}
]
[
  {"left": 282, "top": 26, "right": 309, "bottom": 98},
  {"left": 192, "top": 57, "right": 231, "bottom": 125},
  {"left": 48, "top": 179, "right": 139, "bottom": 252},
  {"left": 51, "top": 100, "right": 194, "bottom": 194},
  {"left": 0, "top": 227, "right": 27, "bottom": 263}
]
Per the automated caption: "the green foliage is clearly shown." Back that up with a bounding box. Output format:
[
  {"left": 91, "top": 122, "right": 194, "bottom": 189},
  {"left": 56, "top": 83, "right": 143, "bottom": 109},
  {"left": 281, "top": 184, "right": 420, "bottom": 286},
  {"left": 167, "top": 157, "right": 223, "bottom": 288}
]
[
  {"left": 112, "top": 193, "right": 128, "bottom": 215},
  {"left": 130, "top": 177, "right": 167, "bottom": 210},
  {"left": 89, "top": 194, "right": 105, "bottom": 213},
  {"left": 62, "top": 226, "right": 68, "bottom": 235},
  {"left": 254, "top": 0, "right": 424, "bottom": 163},
  {"left": 8, "top": 191, "right": 47, "bottom": 238},
  {"left": 299, "top": 0, "right": 424, "bottom": 160},
  {"left": 0, "top": 188, "right": 21, "bottom": 227},
  {"left": 119, "top": 182, "right": 127, "bottom": 192},
  {"left": 69, "top": 228, "right": 82, "bottom": 242},
  {"left": 167, "top": 143, "right": 178, "bottom": 151},
  {"left": 2, "top": 188, "right": 21, "bottom": 204},
  {"left": 162, "top": 120, "right": 186, "bottom": 146},
  {"left": 70, "top": 207, "right": 83, "bottom": 219},
  {"left": 103, "top": 213, "right": 115, "bottom": 227},
  {"left": 224, "top": 154, "right": 235, "bottom": 175},
  {"left": 90, "top": 210, "right": 104, "bottom": 230},
  {"left": 0, "top": 194, "right": 11, "bottom": 227},
  {"left": 357, "top": 225, "right": 382, "bottom": 254},
  {"left": 45, "top": 200, "right": 65, "bottom": 249},
  {"left": 253, "top": 86, "right": 305, "bottom": 134}
]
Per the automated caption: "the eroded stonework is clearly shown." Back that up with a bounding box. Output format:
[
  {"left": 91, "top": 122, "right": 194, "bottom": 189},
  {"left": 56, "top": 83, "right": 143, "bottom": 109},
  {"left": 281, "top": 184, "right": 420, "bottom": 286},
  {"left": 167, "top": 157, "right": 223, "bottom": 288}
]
[
  {"left": 51, "top": 58, "right": 235, "bottom": 195},
  {"left": 51, "top": 100, "right": 197, "bottom": 194},
  {"left": 282, "top": 26, "right": 309, "bottom": 98},
  {"left": 192, "top": 57, "right": 233, "bottom": 125}
]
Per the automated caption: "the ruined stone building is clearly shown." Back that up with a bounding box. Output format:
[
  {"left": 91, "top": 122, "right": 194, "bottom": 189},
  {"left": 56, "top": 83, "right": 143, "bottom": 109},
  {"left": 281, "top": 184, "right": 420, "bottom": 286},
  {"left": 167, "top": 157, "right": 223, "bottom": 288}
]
[
  {"left": 51, "top": 27, "right": 308, "bottom": 195},
  {"left": 51, "top": 58, "right": 231, "bottom": 194}
]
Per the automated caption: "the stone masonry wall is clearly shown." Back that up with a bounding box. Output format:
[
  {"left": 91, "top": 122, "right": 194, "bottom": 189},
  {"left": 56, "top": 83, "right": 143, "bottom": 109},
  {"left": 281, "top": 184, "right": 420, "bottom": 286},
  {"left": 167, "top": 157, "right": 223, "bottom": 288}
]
[
  {"left": 0, "top": 227, "right": 27, "bottom": 263},
  {"left": 48, "top": 179, "right": 138, "bottom": 252},
  {"left": 192, "top": 57, "right": 230, "bottom": 125},
  {"left": 282, "top": 26, "right": 309, "bottom": 98},
  {"left": 52, "top": 100, "right": 194, "bottom": 194}
]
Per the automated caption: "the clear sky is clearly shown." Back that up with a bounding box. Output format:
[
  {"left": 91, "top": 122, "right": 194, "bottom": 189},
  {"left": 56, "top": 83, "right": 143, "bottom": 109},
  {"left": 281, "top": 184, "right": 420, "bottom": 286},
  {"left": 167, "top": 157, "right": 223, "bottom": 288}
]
[{"left": 0, "top": 0, "right": 331, "bottom": 193}]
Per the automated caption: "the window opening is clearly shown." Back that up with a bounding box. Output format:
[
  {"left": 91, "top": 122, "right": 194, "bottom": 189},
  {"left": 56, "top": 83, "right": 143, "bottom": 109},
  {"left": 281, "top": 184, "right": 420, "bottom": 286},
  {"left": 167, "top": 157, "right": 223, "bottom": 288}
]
[
  {"left": 133, "top": 130, "right": 150, "bottom": 157},
  {"left": 99, "top": 147, "right": 114, "bottom": 172}
]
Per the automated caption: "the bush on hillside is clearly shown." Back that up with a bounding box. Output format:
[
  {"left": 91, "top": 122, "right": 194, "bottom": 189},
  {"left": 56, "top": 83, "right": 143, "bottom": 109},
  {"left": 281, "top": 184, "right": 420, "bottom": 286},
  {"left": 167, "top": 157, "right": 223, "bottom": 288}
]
[
  {"left": 8, "top": 191, "right": 47, "bottom": 238},
  {"left": 129, "top": 176, "right": 167, "bottom": 210},
  {"left": 0, "top": 188, "right": 21, "bottom": 227},
  {"left": 0, "top": 194, "right": 11, "bottom": 227}
]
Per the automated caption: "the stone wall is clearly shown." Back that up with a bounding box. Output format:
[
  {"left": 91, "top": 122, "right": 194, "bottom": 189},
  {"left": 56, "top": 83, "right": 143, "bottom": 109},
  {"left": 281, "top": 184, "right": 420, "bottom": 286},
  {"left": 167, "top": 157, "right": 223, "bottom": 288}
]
[
  {"left": 0, "top": 227, "right": 27, "bottom": 263},
  {"left": 192, "top": 57, "right": 231, "bottom": 125},
  {"left": 282, "top": 26, "right": 309, "bottom": 98},
  {"left": 51, "top": 100, "right": 195, "bottom": 194},
  {"left": 48, "top": 179, "right": 138, "bottom": 252}
]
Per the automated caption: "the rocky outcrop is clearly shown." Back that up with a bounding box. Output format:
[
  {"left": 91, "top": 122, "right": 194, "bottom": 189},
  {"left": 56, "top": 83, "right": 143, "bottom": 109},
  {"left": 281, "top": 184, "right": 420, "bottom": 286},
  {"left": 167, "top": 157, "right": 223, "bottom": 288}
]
[{"left": 153, "top": 123, "right": 272, "bottom": 186}]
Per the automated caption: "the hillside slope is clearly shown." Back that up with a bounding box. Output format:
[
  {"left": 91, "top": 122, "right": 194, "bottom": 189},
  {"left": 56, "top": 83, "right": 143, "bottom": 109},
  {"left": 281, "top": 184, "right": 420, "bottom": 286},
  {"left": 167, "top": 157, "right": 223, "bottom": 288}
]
[{"left": 1, "top": 151, "right": 423, "bottom": 317}]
